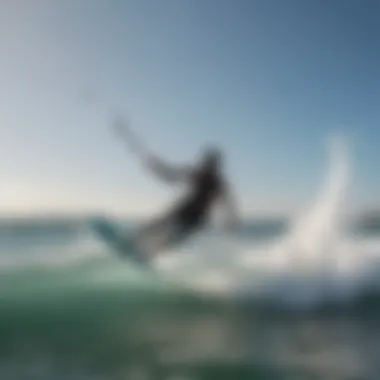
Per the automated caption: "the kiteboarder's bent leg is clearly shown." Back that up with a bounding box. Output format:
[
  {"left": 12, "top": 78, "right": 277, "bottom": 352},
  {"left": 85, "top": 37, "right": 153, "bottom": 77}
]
[
  {"left": 133, "top": 214, "right": 177, "bottom": 254},
  {"left": 133, "top": 211, "right": 202, "bottom": 255}
]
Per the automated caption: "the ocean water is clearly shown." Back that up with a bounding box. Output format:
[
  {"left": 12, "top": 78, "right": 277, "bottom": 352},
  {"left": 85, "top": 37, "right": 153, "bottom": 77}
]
[{"left": 2, "top": 138, "right": 380, "bottom": 380}]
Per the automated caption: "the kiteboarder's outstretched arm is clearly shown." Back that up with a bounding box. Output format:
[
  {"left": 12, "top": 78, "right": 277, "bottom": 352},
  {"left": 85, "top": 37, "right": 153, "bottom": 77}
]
[
  {"left": 142, "top": 154, "right": 194, "bottom": 184},
  {"left": 112, "top": 116, "right": 194, "bottom": 184}
]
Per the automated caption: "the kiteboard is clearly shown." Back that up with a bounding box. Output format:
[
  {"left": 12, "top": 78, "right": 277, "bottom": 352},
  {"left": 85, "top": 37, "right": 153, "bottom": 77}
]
[{"left": 90, "top": 217, "right": 150, "bottom": 269}]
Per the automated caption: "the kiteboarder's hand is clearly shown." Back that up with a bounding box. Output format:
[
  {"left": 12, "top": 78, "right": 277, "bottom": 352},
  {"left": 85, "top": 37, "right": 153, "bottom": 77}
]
[{"left": 112, "top": 115, "right": 151, "bottom": 160}]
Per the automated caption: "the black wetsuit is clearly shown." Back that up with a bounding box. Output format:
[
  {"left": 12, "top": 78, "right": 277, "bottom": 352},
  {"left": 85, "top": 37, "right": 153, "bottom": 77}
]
[
  {"left": 171, "top": 168, "right": 223, "bottom": 234},
  {"left": 136, "top": 163, "right": 226, "bottom": 251}
]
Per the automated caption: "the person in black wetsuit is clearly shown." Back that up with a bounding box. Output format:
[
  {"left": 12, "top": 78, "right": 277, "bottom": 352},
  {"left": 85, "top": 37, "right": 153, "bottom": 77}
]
[
  {"left": 113, "top": 119, "right": 239, "bottom": 255},
  {"left": 134, "top": 146, "right": 239, "bottom": 253}
]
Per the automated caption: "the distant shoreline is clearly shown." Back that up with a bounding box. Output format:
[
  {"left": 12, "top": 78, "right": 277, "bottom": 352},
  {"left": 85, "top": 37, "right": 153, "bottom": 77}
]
[{"left": 0, "top": 212, "right": 379, "bottom": 225}]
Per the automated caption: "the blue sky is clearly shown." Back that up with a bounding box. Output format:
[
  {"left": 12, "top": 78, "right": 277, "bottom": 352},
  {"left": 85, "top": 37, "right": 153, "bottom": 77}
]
[{"left": 0, "top": 0, "right": 379, "bottom": 216}]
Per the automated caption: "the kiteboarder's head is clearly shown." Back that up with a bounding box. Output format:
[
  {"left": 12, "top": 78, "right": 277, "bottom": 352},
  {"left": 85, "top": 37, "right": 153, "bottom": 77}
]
[{"left": 200, "top": 146, "right": 222, "bottom": 172}]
